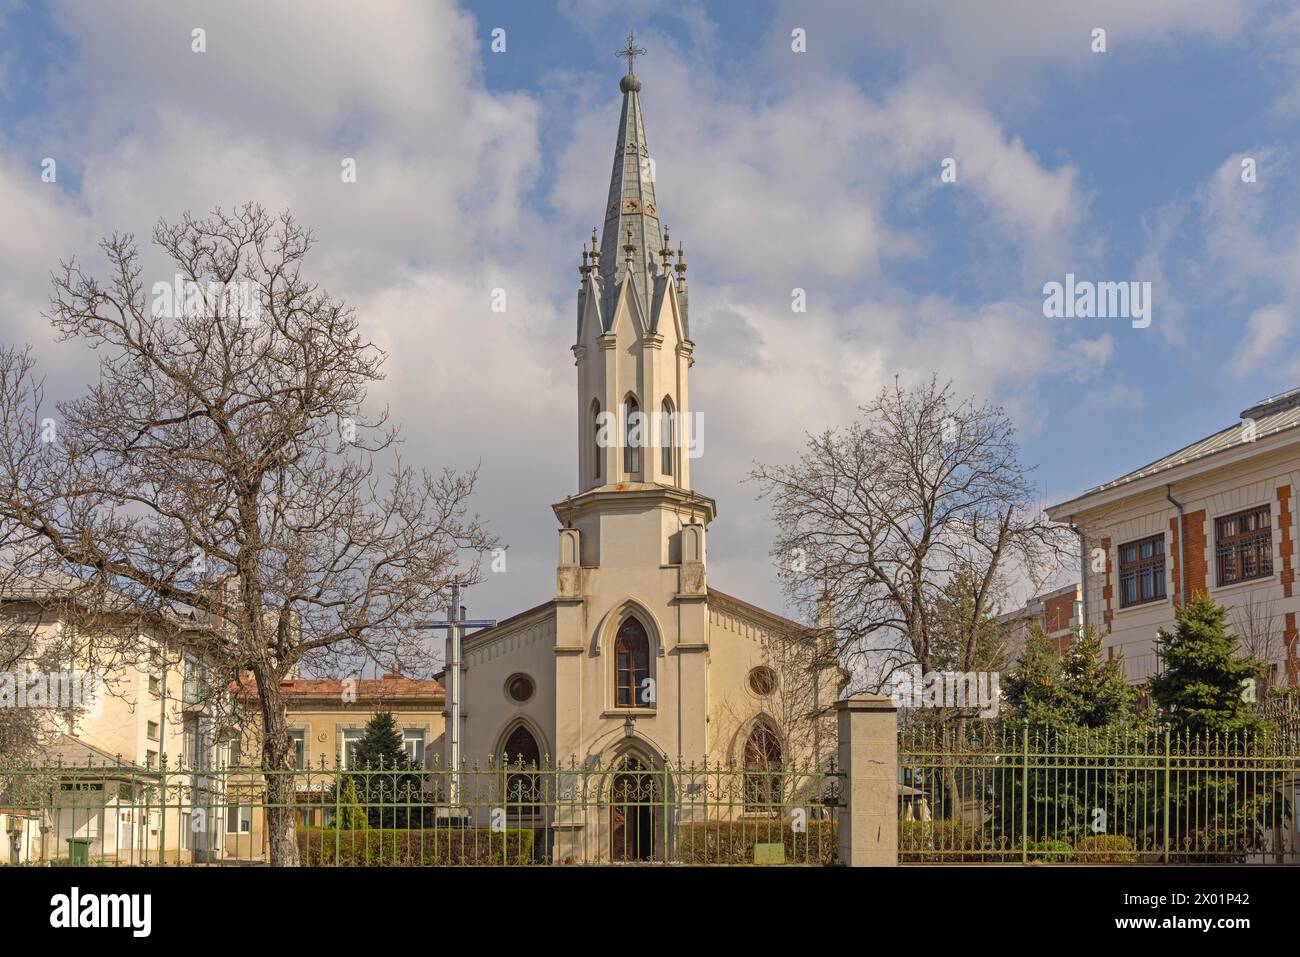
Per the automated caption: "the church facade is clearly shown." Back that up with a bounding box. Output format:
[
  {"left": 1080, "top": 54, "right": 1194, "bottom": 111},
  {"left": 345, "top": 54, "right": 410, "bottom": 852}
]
[{"left": 454, "top": 61, "right": 842, "bottom": 860}]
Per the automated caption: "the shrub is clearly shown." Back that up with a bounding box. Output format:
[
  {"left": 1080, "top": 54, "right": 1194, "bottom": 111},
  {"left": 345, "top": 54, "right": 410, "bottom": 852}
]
[
  {"left": 298, "top": 827, "right": 535, "bottom": 866},
  {"left": 898, "top": 819, "right": 995, "bottom": 862},
  {"left": 1074, "top": 834, "right": 1138, "bottom": 863},
  {"left": 675, "top": 820, "right": 837, "bottom": 865},
  {"left": 1025, "top": 838, "right": 1075, "bottom": 863}
]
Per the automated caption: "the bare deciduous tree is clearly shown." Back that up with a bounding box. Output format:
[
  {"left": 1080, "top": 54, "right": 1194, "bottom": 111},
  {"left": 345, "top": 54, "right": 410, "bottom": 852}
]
[
  {"left": 0, "top": 204, "right": 495, "bottom": 864},
  {"left": 1232, "top": 592, "right": 1282, "bottom": 698},
  {"left": 751, "top": 377, "right": 1070, "bottom": 699}
]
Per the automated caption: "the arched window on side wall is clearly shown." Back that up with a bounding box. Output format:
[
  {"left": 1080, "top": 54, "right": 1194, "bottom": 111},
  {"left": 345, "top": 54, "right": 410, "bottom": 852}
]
[
  {"left": 502, "top": 724, "right": 542, "bottom": 817},
  {"left": 660, "top": 396, "right": 675, "bottom": 479},
  {"left": 623, "top": 396, "right": 641, "bottom": 476},
  {"left": 614, "top": 617, "right": 651, "bottom": 708},
  {"left": 743, "top": 721, "right": 783, "bottom": 813}
]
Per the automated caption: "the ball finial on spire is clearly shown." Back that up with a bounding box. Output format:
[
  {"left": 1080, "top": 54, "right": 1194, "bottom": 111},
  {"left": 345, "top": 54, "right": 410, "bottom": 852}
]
[{"left": 616, "top": 32, "right": 646, "bottom": 92}]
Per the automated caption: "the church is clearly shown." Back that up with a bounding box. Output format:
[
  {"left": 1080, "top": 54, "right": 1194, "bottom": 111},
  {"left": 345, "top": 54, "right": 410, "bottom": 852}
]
[{"left": 452, "top": 49, "right": 844, "bottom": 861}]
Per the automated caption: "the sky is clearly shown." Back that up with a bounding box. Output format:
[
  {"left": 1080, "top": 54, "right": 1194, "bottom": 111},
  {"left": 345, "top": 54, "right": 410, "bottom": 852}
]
[{"left": 3, "top": 0, "right": 1300, "bottom": 637}]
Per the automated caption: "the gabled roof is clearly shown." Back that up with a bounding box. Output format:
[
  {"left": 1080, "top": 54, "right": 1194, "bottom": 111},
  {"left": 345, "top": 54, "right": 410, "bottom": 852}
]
[
  {"left": 458, "top": 589, "right": 814, "bottom": 647},
  {"left": 232, "top": 674, "right": 444, "bottom": 701},
  {"left": 1049, "top": 386, "right": 1300, "bottom": 514},
  {"left": 462, "top": 598, "right": 555, "bottom": 649},
  {"left": 706, "top": 588, "right": 816, "bottom": 637}
]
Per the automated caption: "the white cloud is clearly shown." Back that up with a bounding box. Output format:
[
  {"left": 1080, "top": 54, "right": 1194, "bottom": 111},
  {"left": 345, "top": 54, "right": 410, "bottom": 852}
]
[
  {"left": 776, "top": 0, "right": 1249, "bottom": 93},
  {"left": 1232, "top": 305, "right": 1293, "bottom": 377},
  {"left": 0, "top": 1, "right": 1130, "bottom": 620}
]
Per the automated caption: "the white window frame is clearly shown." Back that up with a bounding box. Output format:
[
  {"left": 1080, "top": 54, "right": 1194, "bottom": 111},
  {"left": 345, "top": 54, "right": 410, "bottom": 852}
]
[
  {"left": 403, "top": 728, "right": 427, "bottom": 767},
  {"left": 340, "top": 728, "right": 364, "bottom": 769}
]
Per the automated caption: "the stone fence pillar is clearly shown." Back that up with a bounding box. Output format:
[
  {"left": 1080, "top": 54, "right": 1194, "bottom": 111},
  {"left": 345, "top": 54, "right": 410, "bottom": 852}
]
[{"left": 835, "top": 693, "right": 899, "bottom": 866}]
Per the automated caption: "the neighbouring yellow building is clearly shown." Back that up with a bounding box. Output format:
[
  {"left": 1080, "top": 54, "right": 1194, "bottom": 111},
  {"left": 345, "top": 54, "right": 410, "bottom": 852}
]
[
  {"left": 0, "top": 574, "right": 226, "bottom": 865},
  {"left": 225, "top": 674, "right": 445, "bottom": 860}
]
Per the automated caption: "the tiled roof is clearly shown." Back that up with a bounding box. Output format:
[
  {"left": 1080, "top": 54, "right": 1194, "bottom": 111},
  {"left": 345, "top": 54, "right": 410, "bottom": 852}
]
[
  {"left": 232, "top": 675, "right": 444, "bottom": 700},
  {"left": 1056, "top": 387, "right": 1300, "bottom": 508}
]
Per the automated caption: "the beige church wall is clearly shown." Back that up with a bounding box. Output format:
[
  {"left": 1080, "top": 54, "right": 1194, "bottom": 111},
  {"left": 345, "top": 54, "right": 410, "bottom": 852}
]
[
  {"left": 705, "top": 602, "right": 837, "bottom": 771},
  {"left": 557, "top": 564, "right": 708, "bottom": 766},
  {"left": 460, "top": 609, "right": 557, "bottom": 765}
]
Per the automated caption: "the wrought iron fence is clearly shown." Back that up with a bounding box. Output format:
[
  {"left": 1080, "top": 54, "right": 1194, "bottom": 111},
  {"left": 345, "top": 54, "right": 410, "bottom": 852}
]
[
  {"left": 898, "top": 722, "right": 1300, "bottom": 864},
  {"left": 0, "top": 755, "right": 841, "bottom": 866}
]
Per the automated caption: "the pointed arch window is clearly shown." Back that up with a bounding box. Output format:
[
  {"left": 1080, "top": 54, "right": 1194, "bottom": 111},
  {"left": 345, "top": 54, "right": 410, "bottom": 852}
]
[
  {"left": 624, "top": 396, "right": 641, "bottom": 476},
  {"left": 502, "top": 724, "right": 542, "bottom": 817},
  {"left": 660, "top": 396, "right": 675, "bottom": 478},
  {"left": 743, "top": 721, "right": 784, "bottom": 813},
  {"left": 592, "top": 400, "right": 602, "bottom": 480},
  {"left": 614, "top": 617, "right": 652, "bottom": 708}
]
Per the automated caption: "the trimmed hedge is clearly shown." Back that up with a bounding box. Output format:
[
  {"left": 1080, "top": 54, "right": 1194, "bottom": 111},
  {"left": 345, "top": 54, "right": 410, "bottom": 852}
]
[
  {"left": 898, "top": 819, "right": 996, "bottom": 861},
  {"left": 675, "top": 820, "right": 837, "bottom": 865},
  {"left": 1074, "top": 834, "right": 1138, "bottom": 863},
  {"left": 298, "top": 827, "right": 535, "bottom": 866}
]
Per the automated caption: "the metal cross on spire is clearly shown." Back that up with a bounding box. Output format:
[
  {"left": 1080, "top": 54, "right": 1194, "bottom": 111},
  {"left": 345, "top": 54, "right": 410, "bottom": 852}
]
[{"left": 616, "top": 31, "right": 646, "bottom": 73}]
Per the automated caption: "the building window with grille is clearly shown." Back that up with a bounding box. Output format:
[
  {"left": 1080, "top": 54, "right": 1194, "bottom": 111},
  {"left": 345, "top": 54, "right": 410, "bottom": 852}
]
[
  {"left": 1216, "top": 505, "right": 1273, "bottom": 586},
  {"left": 1118, "top": 534, "right": 1166, "bottom": 608}
]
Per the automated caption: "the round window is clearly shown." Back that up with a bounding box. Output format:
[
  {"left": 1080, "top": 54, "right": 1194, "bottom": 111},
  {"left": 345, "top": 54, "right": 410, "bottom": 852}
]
[
  {"left": 748, "top": 666, "right": 777, "bottom": 696},
  {"left": 506, "top": 674, "right": 534, "bottom": 703}
]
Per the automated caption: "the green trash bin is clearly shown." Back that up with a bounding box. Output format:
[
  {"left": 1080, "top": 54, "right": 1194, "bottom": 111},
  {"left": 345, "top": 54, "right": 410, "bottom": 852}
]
[{"left": 65, "top": 837, "right": 92, "bottom": 866}]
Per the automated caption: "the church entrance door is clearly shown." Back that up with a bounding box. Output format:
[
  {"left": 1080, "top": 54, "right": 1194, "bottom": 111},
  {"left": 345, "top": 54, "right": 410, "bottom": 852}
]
[{"left": 609, "top": 758, "right": 657, "bottom": 862}]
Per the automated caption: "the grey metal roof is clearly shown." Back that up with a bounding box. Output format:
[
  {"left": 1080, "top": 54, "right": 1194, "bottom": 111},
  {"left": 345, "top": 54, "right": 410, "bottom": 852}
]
[
  {"left": 598, "top": 70, "right": 661, "bottom": 326},
  {"left": 1075, "top": 387, "right": 1300, "bottom": 501},
  {"left": 0, "top": 571, "right": 213, "bottom": 632}
]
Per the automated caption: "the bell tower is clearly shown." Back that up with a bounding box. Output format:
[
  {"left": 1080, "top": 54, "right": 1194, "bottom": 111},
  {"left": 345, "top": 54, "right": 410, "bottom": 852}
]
[
  {"left": 554, "top": 38, "right": 715, "bottom": 578},
  {"left": 549, "top": 39, "right": 716, "bottom": 768}
]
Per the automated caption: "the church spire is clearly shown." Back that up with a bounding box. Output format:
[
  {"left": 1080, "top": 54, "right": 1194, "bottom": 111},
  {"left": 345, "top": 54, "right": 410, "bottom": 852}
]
[{"left": 599, "top": 33, "right": 660, "bottom": 318}]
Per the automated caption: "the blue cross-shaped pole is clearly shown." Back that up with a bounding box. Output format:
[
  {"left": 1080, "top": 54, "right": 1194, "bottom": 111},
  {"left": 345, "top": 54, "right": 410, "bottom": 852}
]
[{"left": 418, "top": 582, "right": 496, "bottom": 806}]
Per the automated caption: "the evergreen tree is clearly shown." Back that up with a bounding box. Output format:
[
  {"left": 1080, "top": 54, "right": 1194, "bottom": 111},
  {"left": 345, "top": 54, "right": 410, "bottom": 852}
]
[
  {"left": 996, "top": 625, "right": 1144, "bottom": 850},
  {"left": 349, "top": 711, "right": 427, "bottom": 828},
  {"left": 352, "top": 711, "right": 410, "bottom": 773},
  {"left": 332, "top": 774, "right": 369, "bottom": 830},
  {"left": 1004, "top": 625, "right": 1137, "bottom": 730},
  {"left": 1150, "top": 593, "right": 1266, "bottom": 737},
  {"left": 1149, "top": 593, "right": 1285, "bottom": 859}
]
